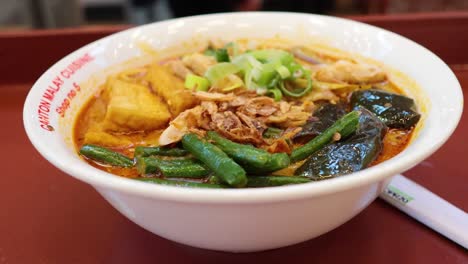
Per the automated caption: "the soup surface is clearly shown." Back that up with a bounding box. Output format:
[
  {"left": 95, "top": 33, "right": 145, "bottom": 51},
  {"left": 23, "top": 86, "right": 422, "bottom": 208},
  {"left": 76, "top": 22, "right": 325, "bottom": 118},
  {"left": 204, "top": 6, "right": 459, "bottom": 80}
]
[{"left": 74, "top": 39, "right": 420, "bottom": 188}]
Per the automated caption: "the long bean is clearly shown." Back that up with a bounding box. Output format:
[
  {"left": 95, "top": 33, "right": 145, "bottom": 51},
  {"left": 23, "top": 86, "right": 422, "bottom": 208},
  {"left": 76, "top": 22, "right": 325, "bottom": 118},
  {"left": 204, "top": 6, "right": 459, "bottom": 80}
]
[
  {"left": 79, "top": 144, "right": 133, "bottom": 167},
  {"left": 290, "top": 111, "right": 360, "bottom": 163},
  {"left": 136, "top": 157, "right": 209, "bottom": 178},
  {"left": 134, "top": 146, "right": 188, "bottom": 157},
  {"left": 246, "top": 176, "right": 311, "bottom": 187},
  {"left": 138, "top": 178, "right": 224, "bottom": 189},
  {"left": 182, "top": 133, "right": 247, "bottom": 187},
  {"left": 207, "top": 131, "right": 290, "bottom": 173}
]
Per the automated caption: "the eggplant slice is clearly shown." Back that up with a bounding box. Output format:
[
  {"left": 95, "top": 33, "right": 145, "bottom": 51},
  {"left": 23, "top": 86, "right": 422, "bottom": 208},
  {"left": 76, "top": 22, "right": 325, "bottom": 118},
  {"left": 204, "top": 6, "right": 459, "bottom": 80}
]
[
  {"left": 295, "top": 108, "right": 387, "bottom": 180},
  {"left": 293, "top": 103, "right": 347, "bottom": 143},
  {"left": 350, "top": 89, "right": 420, "bottom": 129}
]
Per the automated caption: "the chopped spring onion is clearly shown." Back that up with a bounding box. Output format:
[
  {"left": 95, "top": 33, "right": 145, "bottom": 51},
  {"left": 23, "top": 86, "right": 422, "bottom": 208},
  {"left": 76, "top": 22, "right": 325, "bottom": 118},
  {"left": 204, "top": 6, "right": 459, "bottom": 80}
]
[
  {"left": 215, "top": 48, "right": 230, "bottom": 62},
  {"left": 232, "top": 54, "right": 264, "bottom": 76},
  {"left": 256, "top": 87, "right": 267, "bottom": 95},
  {"left": 205, "top": 47, "right": 314, "bottom": 99},
  {"left": 287, "top": 62, "right": 304, "bottom": 79},
  {"left": 248, "top": 49, "right": 294, "bottom": 65},
  {"left": 217, "top": 75, "right": 244, "bottom": 91},
  {"left": 184, "top": 74, "right": 211, "bottom": 91},
  {"left": 276, "top": 65, "right": 291, "bottom": 79},
  {"left": 244, "top": 68, "right": 258, "bottom": 91},
  {"left": 278, "top": 71, "right": 313, "bottom": 97},
  {"left": 204, "top": 62, "right": 241, "bottom": 83},
  {"left": 250, "top": 67, "right": 263, "bottom": 81},
  {"left": 246, "top": 55, "right": 264, "bottom": 68},
  {"left": 231, "top": 54, "right": 251, "bottom": 72},
  {"left": 268, "top": 87, "right": 283, "bottom": 101},
  {"left": 222, "top": 83, "right": 243, "bottom": 91},
  {"left": 293, "top": 69, "right": 303, "bottom": 78},
  {"left": 255, "top": 62, "right": 279, "bottom": 87}
]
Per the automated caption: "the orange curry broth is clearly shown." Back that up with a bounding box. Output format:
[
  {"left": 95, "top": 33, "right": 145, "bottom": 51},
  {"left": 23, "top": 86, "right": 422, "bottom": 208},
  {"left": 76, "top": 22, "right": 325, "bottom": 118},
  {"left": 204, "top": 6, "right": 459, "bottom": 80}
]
[
  {"left": 74, "top": 87, "right": 415, "bottom": 179},
  {"left": 73, "top": 43, "right": 415, "bottom": 180},
  {"left": 74, "top": 84, "right": 163, "bottom": 179}
]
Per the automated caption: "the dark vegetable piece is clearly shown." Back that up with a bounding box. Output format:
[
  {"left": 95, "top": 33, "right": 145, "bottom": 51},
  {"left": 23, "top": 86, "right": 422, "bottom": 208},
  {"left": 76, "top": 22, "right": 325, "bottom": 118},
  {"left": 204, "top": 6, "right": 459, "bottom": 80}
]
[
  {"left": 263, "top": 127, "right": 283, "bottom": 139},
  {"left": 246, "top": 176, "right": 311, "bottom": 187},
  {"left": 215, "top": 48, "right": 230, "bottom": 62},
  {"left": 80, "top": 144, "right": 133, "bottom": 167},
  {"left": 290, "top": 111, "right": 360, "bottom": 163},
  {"left": 294, "top": 103, "right": 347, "bottom": 142},
  {"left": 207, "top": 131, "right": 290, "bottom": 173},
  {"left": 138, "top": 178, "right": 225, "bottom": 189},
  {"left": 295, "top": 108, "right": 387, "bottom": 180},
  {"left": 350, "top": 89, "right": 421, "bottom": 129},
  {"left": 134, "top": 146, "right": 188, "bottom": 157},
  {"left": 182, "top": 133, "right": 247, "bottom": 187},
  {"left": 136, "top": 157, "right": 209, "bottom": 178}
]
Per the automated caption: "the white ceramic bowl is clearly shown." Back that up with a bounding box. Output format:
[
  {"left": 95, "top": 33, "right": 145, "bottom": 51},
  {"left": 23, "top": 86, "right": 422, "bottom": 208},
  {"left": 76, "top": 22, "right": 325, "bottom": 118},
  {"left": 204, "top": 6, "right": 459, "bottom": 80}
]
[{"left": 24, "top": 12, "right": 463, "bottom": 252}]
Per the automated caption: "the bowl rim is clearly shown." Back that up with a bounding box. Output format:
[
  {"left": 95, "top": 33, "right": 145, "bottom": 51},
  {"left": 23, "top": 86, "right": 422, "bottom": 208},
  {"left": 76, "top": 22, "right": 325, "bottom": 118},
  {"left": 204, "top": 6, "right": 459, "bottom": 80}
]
[{"left": 23, "top": 12, "right": 464, "bottom": 204}]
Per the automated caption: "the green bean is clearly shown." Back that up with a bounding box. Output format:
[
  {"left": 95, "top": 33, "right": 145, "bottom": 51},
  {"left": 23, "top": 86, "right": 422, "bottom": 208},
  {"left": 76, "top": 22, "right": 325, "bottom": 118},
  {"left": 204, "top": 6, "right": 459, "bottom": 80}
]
[
  {"left": 265, "top": 153, "right": 290, "bottom": 171},
  {"left": 138, "top": 178, "right": 225, "bottom": 189},
  {"left": 182, "top": 133, "right": 247, "bottom": 187},
  {"left": 340, "top": 117, "right": 360, "bottom": 139},
  {"left": 246, "top": 176, "right": 311, "bottom": 187},
  {"left": 290, "top": 111, "right": 360, "bottom": 163},
  {"left": 207, "top": 131, "right": 268, "bottom": 168},
  {"left": 79, "top": 144, "right": 133, "bottom": 167},
  {"left": 134, "top": 146, "right": 188, "bottom": 157},
  {"left": 136, "top": 157, "right": 209, "bottom": 178},
  {"left": 207, "top": 131, "right": 290, "bottom": 173}
]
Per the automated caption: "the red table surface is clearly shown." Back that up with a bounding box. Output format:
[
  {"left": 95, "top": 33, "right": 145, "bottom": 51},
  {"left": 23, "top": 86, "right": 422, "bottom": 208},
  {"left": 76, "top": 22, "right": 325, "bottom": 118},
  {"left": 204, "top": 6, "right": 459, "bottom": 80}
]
[{"left": 0, "top": 13, "right": 467, "bottom": 263}]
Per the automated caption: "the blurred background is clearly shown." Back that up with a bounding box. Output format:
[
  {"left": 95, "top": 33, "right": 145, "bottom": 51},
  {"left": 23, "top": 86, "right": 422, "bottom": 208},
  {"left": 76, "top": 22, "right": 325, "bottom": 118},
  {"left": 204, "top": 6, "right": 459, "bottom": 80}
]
[{"left": 1, "top": 0, "right": 468, "bottom": 30}]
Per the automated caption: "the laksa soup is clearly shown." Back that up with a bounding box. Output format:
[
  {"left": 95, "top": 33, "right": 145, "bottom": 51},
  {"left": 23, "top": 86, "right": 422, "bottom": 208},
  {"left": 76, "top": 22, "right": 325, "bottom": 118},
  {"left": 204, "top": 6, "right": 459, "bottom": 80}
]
[{"left": 74, "top": 39, "right": 421, "bottom": 188}]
